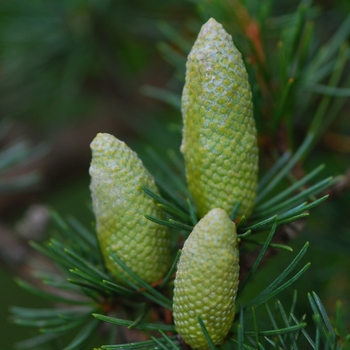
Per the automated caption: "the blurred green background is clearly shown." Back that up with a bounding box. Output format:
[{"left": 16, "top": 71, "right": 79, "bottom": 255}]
[{"left": 0, "top": 0, "right": 349, "bottom": 348}]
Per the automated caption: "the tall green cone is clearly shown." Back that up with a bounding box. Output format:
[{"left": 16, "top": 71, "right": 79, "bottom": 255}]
[
  {"left": 181, "top": 17, "right": 258, "bottom": 218},
  {"left": 89, "top": 133, "right": 171, "bottom": 285},
  {"left": 173, "top": 208, "right": 239, "bottom": 349}
]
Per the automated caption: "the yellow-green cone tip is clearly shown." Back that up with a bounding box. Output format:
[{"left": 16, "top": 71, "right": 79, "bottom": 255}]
[
  {"left": 89, "top": 133, "right": 171, "bottom": 285},
  {"left": 181, "top": 17, "right": 258, "bottom": 218},
  {"left": 173, "top": 208, "right": 239, "bottom": 350}
]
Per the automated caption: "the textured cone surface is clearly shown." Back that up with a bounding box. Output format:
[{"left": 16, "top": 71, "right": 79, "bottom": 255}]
[
  {"left": 173, "top": 208, "right": 239, "bottom": 349},
  {"left": 181, "top": 17, "right": 258, "bottom": 218},
  {"left": 89, "top": 133, "right": 171, "bottom": 285}
]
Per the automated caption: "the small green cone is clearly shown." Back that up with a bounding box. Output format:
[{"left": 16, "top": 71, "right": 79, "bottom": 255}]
[
  {"left": 181, "top": 18, "right": 258, "bottom": 218},
  {"left": 89, "top": 133, "right": 171, "bottom": 285},
  {"left": 173, "top": 208, "right": 239, "bottom": 349}
]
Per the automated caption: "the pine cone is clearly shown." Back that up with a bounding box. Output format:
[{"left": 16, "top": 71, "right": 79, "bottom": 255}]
[
  {"left": 173, "top": 208, "right": 239, "bottom": 349},
  {"left": 89, "top": 133, "right": 171, "bottom": 285},
  {"left": 181, "top": 17, "right": 258, "bottom": 218}
]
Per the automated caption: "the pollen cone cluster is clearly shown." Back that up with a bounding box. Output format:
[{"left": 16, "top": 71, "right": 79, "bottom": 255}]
[
  {"left": 173, "top": 208, "right": 239, "bottom": 349},
  {"left": 89, "top": 15, "right": 258, "bottom": 350},
  {"left": 89, "top": 133, "right": 171, "bottom": 285},
  {"left": 181, "top": 17, "right": 258, "bottom": 218}
]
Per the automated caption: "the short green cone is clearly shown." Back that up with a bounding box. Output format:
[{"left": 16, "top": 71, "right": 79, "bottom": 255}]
[
  {"left": 181, "top": 17, "right": 258, "bottom": 218},
  {"left": 173, "top": 208, "right": 239, "bottom": 349},
  {"left": 89, "top": 133, "right": 171, "bottom": 285}
]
